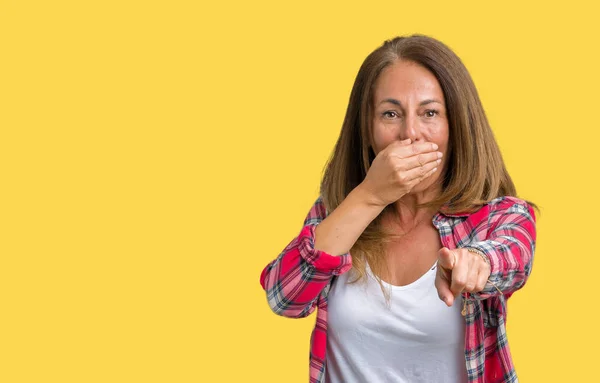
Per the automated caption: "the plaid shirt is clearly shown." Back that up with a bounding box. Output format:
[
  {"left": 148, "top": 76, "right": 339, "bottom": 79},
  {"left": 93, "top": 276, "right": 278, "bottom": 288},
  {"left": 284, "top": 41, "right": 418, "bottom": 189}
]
[{"left": 260, "top": 195, "right": 536, "bottom": 383}]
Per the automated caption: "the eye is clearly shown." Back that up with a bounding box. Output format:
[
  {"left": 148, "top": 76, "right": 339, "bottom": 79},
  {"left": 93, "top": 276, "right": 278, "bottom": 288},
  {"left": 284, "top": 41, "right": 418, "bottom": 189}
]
[
  {"left": 382, "top": 111, "right": 399, "bottom": 119},
  {"left": 425, "top": 109, "right": 439, "bottom": 118}
]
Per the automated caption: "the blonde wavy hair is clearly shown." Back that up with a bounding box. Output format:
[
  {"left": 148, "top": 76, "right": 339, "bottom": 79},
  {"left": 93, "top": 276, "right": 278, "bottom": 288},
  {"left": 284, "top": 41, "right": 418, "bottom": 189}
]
[{"left": 320, "top": 34, "right": 531, "bottom": 290}]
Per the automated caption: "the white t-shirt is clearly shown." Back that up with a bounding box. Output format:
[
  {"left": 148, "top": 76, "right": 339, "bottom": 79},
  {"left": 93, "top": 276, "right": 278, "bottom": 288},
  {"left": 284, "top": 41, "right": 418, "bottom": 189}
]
[{"left": 325, "top": 262, "right": 467, "bottom": 383}]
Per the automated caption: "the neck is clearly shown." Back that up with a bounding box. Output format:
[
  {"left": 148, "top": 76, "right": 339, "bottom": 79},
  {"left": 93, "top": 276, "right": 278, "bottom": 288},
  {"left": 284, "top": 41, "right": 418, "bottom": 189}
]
[{"left": 388, "top": 185, "right": 442, "bottom": 230}]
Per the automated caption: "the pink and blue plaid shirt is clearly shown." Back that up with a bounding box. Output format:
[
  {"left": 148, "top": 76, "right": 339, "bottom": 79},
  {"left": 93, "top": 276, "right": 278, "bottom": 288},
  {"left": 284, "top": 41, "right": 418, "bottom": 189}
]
[{"left": 260, "top": 195, "right": 536, "bottom": 383}]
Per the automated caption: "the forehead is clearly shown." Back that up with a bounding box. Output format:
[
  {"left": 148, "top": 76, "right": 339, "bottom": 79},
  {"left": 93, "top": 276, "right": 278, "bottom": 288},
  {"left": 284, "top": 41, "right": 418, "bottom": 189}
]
[{"left": 373, "top": 60, "right": 445, "bottom": 102}]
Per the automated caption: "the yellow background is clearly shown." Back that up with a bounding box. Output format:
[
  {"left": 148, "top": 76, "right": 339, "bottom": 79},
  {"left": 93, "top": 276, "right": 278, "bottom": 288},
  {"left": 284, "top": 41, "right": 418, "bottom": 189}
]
[{"left": 1, "top": 1, "right": 598, "bottom": 382}]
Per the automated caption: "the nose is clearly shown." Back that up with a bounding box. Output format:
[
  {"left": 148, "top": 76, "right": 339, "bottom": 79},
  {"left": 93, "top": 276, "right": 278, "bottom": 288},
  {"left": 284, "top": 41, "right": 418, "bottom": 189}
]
[{"left": 399, "top": 114, "right": 422, "bottom": 142}]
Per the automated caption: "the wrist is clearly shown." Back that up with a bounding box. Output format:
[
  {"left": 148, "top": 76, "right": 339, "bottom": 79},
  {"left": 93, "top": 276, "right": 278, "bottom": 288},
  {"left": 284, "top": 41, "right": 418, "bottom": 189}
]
[
  {"left": 466, "top": 247, "right": 490, "bottom": 266},
  {"left": 354, "top": 183, "right": 387, "bottom": 209}
]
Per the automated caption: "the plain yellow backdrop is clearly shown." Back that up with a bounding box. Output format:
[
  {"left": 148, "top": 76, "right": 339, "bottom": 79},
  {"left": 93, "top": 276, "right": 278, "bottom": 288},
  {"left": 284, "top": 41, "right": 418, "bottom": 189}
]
[{"left": 1, "top": 0, "right": 599, "bottom": 382}]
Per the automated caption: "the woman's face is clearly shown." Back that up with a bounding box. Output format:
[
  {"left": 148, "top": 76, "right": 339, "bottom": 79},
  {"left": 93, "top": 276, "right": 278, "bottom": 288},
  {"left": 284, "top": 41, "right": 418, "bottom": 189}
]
[{"left": 371, "top": 59, "right": 450, "bottom": 193}]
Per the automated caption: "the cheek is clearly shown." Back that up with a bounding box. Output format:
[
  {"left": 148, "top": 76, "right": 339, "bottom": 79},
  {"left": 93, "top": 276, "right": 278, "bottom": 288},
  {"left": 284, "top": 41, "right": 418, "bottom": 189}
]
[
  {"left": 422, "top": 125, "right": 449, "bottom": 150},
  {"left": 372, "top": 125, "right": 397, "bottom": 154},
  {"left": 436, "top": 134, "right": 450, "bottom": 173}
]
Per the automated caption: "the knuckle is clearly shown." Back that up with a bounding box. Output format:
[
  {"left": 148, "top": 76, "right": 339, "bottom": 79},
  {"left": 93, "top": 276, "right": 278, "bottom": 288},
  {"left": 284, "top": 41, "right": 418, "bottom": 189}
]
[
  {"left": 453, "top": 276, "right": 466, "bottom": 287},
  {"left": 387, "top": 159, "right": 399, "bottom": 170}
]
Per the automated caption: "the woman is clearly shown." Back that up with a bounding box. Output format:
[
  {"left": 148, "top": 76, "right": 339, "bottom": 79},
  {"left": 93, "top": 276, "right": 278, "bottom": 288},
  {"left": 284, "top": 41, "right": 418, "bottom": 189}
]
[{"left": 260, "top": 35, "right": 537, "bottom": 383}]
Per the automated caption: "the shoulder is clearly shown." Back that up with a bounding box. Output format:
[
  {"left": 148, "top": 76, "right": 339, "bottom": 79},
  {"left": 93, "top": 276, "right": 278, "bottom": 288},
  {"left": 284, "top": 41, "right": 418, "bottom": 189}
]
[
  {"left": 468, "top": 196, "right": 536, "bottom": 232},
  {"left": 485, "top": 196, "right": 535, "bottom": 218},
  {"left": 443, "top": 196, "right": 535, "bottom": 228}
]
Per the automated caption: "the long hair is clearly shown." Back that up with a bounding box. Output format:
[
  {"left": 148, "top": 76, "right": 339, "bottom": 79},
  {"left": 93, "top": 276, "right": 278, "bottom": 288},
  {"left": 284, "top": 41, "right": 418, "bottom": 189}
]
[{"left": 320, "top": 34, "right": 532, "bottom": 292}]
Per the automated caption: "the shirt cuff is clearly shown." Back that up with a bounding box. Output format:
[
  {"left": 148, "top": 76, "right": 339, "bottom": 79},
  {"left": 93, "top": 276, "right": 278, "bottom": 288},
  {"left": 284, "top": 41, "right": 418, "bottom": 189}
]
[{"left": 297, "top": 224, "right": 353, "bottom": 275}]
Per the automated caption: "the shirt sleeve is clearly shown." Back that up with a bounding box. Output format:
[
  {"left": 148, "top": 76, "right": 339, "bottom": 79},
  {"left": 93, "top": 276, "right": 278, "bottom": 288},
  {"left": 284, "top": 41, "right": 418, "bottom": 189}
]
[
  {"left": 259, "top": 196, "right": 353, "bottom": 318},
  {"left": 465, "top": 197, "right": 537, "bottom": 300}
]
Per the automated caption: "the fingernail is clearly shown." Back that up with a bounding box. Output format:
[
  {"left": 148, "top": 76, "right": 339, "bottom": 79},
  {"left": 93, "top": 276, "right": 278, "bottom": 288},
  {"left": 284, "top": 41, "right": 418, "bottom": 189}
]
[{"left": 432, "top": 143, "right": 439, "bottom": 150}]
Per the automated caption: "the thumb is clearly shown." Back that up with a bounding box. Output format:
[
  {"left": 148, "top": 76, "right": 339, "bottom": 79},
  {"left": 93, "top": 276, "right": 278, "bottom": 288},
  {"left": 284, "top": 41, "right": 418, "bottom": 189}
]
[
  {"left": 387, "top": 139, "right": 412, "bottom": 151},
  {"left": 438, "top": 247, "right": 456, "bottom": 270}
]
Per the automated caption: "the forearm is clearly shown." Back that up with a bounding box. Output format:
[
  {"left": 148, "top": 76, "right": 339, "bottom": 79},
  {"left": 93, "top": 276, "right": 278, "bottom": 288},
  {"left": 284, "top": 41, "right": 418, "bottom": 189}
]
[
  {"left": 468, "top": 199, "right": 536, "bottom": 299},
  {"left": 314, "top": 185, "right": 386, "bottom": 256}
]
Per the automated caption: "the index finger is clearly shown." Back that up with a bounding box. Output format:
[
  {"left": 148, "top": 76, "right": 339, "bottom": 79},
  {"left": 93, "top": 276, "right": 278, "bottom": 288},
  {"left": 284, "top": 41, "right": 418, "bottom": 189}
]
[{"left": 388, "top": 141, "right": 439, "bottom": 158}]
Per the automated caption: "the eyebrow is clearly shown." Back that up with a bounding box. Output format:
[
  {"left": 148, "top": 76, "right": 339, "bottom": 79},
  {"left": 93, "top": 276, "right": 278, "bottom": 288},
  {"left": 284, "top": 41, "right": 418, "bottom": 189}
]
[{"left": 379, "top": 98, "right": 443, "bottom": 107}]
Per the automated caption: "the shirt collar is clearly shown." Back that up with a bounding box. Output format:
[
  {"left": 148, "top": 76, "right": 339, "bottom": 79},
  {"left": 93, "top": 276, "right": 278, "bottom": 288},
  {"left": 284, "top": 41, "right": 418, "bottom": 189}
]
[{"left": 435, "top": 203, "right": 476, "bottom": 218}]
